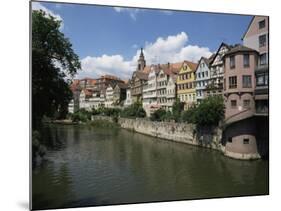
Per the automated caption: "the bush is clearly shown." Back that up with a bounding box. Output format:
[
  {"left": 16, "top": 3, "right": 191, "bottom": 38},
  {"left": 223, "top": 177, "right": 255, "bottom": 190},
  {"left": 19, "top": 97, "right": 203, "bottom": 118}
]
[
  {"left": 194, "top": 96, "right": 225, "bottom": 126},
  {"left": 172, "top": 98, "right": 184, "bottom": 122},
  {"left": 71, "top": 109, "right": 91, "bottom": 123},
  {"left": 91, "top": 107, "right": 101, "bottom": 115},
  {"left": 150, "top": 108, "right": 167, "bottom": 121},
  {"left": 181, "top": 106, "right": 196, "bottom": 123},
  {"left": 104, "top": 108, "right": 121, "bottom": 117},
  {"left": 121, "top": 102, "right": 146, "bottom": 118}
]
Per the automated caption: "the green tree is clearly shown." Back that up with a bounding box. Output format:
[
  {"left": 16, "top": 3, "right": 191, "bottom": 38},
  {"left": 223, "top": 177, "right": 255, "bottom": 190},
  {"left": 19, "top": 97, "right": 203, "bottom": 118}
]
[
  {"left": 172, "top": 98, "right": 184, "bottom": 122},
  {"left": 121, "top": 102, "right": 146, "bottom": 118},
  {"left": 32, "top": 10, "right": 81, "bottom": 129},
  {"left": 181, "top": 106, "right": 197, "bottom": 123},
  {"left": 193, "top": 96, "right": 225, "bottom": 126},
  {"left": 150, "top": 108, "right": 167, "bottom": 122}
]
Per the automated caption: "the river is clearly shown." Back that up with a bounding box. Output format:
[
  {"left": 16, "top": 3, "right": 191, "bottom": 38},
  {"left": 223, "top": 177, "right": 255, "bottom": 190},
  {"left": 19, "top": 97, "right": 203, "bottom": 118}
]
[{"left": 32, "top": 124, "right": 268, "bottom": 210}]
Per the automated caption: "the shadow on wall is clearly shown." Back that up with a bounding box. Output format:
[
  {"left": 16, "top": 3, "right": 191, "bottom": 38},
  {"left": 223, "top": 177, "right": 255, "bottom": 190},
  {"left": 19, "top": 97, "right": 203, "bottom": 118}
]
[{"left": 221, "top": 116, "right": 269, "bottom": 159}]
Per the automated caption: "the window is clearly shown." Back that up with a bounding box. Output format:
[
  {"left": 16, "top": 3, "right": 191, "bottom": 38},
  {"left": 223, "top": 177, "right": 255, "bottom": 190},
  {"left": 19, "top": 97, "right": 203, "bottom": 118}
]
[
  {"left": 198, "top": 73, "right": 201, "bottom": 78},
  {"left": 242, "top": 75, "right": 252, "bottom": 88},
  {"left": 229, "top": 76, "right": 237, "bottom": 89},
  {"left": 228, "top": 137, "right": 232, "bottom": 143},
  {"left": 243, "top": 54, "right": 250, "bottom": 67},
  {"left": 206, "top": 71, "right": 208, "bottom": 77},
  {"left": 260, "top": 53, "right": 267, "bottom": 65},
  {"left": 231, "top": 100, "right": 237, "bottom": 108},
  {"left": 230, "top": 55, "right": 235, "bottom": 69},
  {"left": 202, "top": 72, "right": 205, "bottom": 77},
  {"left": 224, "top": 79, "right": 226, "bottom": 90},
  {"left": 256, "top": 73, "right": 269, "bottom": 86},
  {"left": 243, "top": 139, "right": 249, "bottom": 144},
  {"left": 259, "top": 19, "right": 266, "bottom": 29},
  {"left": 259, "top": 34, "right": 266, "bottom": 47},
  {"left": 243, "top": 99, "right": 251, "bottom": 108}
]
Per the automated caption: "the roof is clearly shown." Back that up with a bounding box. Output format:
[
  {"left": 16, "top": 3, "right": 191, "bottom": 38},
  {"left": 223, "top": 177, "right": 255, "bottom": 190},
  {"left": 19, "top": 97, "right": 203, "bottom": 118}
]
[
  {"left": 115, "top": 82, "right": 129, "bottom": 89},
  {"left": 209, "top": 42, "right": 231, "bottom": 65},
  {"left": 195, "top": 56, "right": 211, "bottom": 72},
  {"left": 135, "top": 71, "right": 149, "bottom": 80},
  {"left": 142, "top": 65, "right": 151, "bottom": 73},
  {"left": 181, "top": 60, "right": 198, "bottom": 71},
  {"left": 223, "top": 44, "right": 258, "bottom": 57}
]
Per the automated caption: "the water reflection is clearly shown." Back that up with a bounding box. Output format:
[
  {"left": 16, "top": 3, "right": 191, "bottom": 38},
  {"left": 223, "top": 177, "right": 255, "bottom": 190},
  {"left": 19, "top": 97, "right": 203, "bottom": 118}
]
[{"left": 32, "top": 124, "right": 268, "bottom": 209}]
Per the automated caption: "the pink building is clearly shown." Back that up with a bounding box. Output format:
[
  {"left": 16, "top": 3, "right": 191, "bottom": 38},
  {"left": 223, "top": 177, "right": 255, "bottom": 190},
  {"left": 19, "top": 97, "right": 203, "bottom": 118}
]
[
  {"left": 222, "top": 44, "right": 260, "bottom": 159},
  {"left": 223, "top": 45, "right": 258, "bottom": 120},
  {"left": 242, "top": 16, "right": 269, "bottom": 115}
]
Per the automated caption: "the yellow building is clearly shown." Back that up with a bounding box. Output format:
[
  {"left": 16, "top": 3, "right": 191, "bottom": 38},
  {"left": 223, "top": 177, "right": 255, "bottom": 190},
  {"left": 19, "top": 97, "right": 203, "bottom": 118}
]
[{"left": 176, "top": 60, "right": 198, "bottom": 110}]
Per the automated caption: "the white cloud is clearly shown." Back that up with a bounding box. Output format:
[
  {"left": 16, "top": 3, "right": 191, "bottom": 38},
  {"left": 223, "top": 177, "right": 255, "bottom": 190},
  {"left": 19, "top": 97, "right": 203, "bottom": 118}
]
[
  {"left": 79, "top": 32, "right": 212, "bottom": 79},
  {"left": 80, "top": 55, "right": 132, "bottom": 79},
  {"left": 32, "top": 2, "right": 64, "bottom": 29},
  {"left": 131, "top": 32, "right": 211, "bottom": 64},
  {"left": 113, "top": 7, "right": 140, "bottom": 21}
]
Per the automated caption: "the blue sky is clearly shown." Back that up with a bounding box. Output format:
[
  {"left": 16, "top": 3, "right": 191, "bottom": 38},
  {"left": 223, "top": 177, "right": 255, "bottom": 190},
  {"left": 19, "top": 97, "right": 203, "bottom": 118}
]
[{"left": 32, "top": 1, "right": 253, "bottom": 79}]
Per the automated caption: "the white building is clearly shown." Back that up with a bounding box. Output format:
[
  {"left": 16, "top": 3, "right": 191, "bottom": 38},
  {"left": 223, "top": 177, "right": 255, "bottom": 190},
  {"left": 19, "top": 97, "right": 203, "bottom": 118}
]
[
  {"left": 124, "top": 87, "right": 132, "bottom": 107},
  {"left": 195, "top": 57, "right": 211, "bottom": 102},
  {"left": 105, "top": 84, "right": 114, "bottom": 108},
  {"left": 156, "top": 68, "right": 168, "bottom": 109},
  {"left": 207, "top": 43, "right": 230, "bottom": 97},
  {"left": 142, "top": 65, "right": 159, "bottom": 116},
  {"left": 68, "top": 99, "right": 74, "bottom": 113},
  {"left": 79, "top": 89, "right": 95, "bottom": 111},
  {"left": 166, "top": 74, "right": 177, "bottom": 111}
]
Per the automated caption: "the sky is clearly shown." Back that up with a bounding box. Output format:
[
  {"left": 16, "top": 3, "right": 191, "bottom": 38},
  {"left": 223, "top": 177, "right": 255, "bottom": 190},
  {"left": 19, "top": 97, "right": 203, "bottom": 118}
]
[{"left": 32, "top": 1, "right": 253, "bottom": 79}]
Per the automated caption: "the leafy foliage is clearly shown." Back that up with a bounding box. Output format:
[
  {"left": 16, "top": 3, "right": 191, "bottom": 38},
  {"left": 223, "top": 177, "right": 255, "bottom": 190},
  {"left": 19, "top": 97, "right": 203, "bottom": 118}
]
[
  {"left": 71, "top": 109, "right": 91, "bottom": 123},
  {"left": 181, "top": 106, "right": 197, "bottom": 123},
  {"left": 121, "top": 102, "right": 146, "bottom": 118},
  {"left": 193, "top": 96, "right": 225, "bottom": 126},
  {"left": 32, "top": 10, "right": 81, "bottom": 128},
  {"left": 172, "top": 98, "right": 184, "bottom": 122},
  {"left": 150, "top": 108, "right": 168, "bottom": 122}
]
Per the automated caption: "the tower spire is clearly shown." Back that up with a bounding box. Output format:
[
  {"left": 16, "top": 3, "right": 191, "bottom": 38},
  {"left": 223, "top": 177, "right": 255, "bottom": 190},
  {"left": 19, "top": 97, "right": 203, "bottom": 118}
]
[{"left": 137, "top": 47, "right": 146, "bottom": 71}]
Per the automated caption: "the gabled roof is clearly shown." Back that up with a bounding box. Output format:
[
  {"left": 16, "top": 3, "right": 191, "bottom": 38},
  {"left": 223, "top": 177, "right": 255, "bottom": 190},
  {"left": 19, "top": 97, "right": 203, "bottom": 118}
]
[
  {"left": 133, "top": 70, "right": 149, "bottom": 80},
  {"left": 209, "top": 42, "right": 231, "bottom": 65},
  {"left": 115, "top": 82, "right": 129, "bottom": 89},
  {"left": 195, "top": 56, "right": 211, "bottom": 72},
  {"left": 223, "top": 44, "right": 258, "bottom": 57},
  {"left": 181, "top": 60, "right": 198, "bottom": 71}
]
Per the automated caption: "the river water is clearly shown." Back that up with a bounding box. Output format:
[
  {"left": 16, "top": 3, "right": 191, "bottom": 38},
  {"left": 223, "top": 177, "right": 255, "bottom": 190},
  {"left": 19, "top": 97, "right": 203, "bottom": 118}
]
[{"left": 32, "top": 124, "right": 268, "bottom": 210}]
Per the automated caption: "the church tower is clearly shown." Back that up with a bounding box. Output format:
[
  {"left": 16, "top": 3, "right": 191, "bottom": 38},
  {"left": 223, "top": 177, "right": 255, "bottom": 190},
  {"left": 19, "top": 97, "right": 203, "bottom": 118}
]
[{"left": 137, "top": 48, "right": 146, "bottom": 71}]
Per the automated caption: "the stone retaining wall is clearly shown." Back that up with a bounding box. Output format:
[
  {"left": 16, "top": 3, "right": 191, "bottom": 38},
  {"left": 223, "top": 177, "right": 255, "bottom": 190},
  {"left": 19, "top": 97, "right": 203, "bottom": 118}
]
[
  {"left": 90, "top": 116, "right": 261, "bottom": 160},
  {"left": 92, "top": 116, "right": 222, "bottom": 151}
]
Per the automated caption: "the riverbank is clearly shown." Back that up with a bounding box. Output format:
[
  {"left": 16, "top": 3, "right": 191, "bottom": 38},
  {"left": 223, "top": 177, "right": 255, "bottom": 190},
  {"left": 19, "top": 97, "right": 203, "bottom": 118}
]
[
  {"left": 91, "top": 116, "right": 220, "bottom": 148},
  {"left": 91, "top": 116, "right": 260, "bottom": 160},
  {"left": 51, "top": 116, "right": 261, "bottom": 160}
]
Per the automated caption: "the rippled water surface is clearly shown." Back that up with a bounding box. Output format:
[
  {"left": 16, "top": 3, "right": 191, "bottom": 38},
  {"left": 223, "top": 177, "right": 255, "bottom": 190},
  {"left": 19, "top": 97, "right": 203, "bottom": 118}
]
[{"left": 32, "top": 124, "right": 268, "bottom": 210}]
